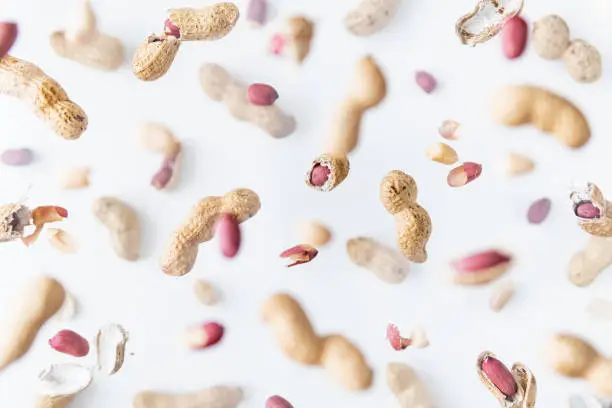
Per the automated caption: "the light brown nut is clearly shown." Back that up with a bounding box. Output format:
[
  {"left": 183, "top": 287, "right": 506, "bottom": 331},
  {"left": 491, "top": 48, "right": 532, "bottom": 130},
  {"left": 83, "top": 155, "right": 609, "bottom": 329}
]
[
  {"left": 47, "top": 228, "right": 79, "bottom": 254},
  {"left": 193, "top": 280, "right": 220, "bottom": 306},
  {"left": 305, "top": 153, "right": 350, "bottom": 192},
  {"left": 426, "top": 142, "right": 458, "bottom": 165},
  {"left": 380, "top": 171, "right": 431, "bottom": 263},
  {"left": 0, "top": 276, "right": 66, "bottom": 371},
  {"left": 133, "top": 386, "right": 244, "bottom": 408},
  {"left": 132, "top": 35, "right": 181, "bottom": 81},
  {"left": 489, "top": 280, "right": 515, "bottom": 312},
  {"left": 0, "top": 55, "right": 87, "bottom": 140},
  {"left": 199, "top": 63, "right": 296, "bottom": 138},
  {"left": 455, "top": 0, "right": 525, "bottom": 46},
  {"left": 387, "top": 362, "right": 435, "bottom": 408},
  {"left": 546, "top": 333, "right": 600, "bottom": 377},
  {"left": 491, "top": 85, "right": 591, "bottom": 149},
  {"left": 50, "top": 0, "right": 124, "bottom": 71},
  {"left": 569, "top": 236, "right": 612, "bottom": 286},
  {"left": 562, "top": 40, "right": 602, "bottom": 83},
  {"left": 439, "top": 119, "right": 460, "bottom": 140},
  {"left": 165, "top": 2, "right": 239, "bottom": 41},
  {"left": 323, "top": 56, "right": 386, "bottom": 156},
  {"left": 499, "top": 152, "right": 534, "bottom": 176},
  {"left": 347, "top": 237, "right": 409, "bottom": 284},
  {"left": 261, "top": 293, "right": 373, "bottom": 390},
  {"left": 295, "top": 221, "right": 331, "bottom": 247},
  {"left": 344, "top": 0, "right": 400, "bottom": 37},
  {"left": 92, "top": 197, "right": 141, "bottom": 261},
  {"left": 532, "top": 15, "right": 570, "bottom": 60},
  {"left": 452, "top": 250, "right": 512, "bottom": 285},
  {"left": 57, "top": 167, "right": 90, "bottom": 189},
  {"left": 161, "top": 189, "right": 260, "bottom": 277}
]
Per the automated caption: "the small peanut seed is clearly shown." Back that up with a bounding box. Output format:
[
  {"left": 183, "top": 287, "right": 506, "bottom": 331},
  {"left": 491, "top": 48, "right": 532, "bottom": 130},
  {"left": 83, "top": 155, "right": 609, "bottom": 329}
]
[
  {"left": 576, "top": 202, "right": 600, "bottom": 219},
  {"left": 439, "top": 119, "right": 460, "bottom": 140},
  {"left": 0, "top": 148, "right": 34, "bottom": 166},
  {"left": 49, "top": 329, "right": 90, "bottom": 357},
  {"left": 426, "top": 142, "right": 458, "bottom": 165},
  {"left": 295, "top": 221, "right": 331, "bottom": 247},
  {"left": 57, "top": 167, "right": 90, "bottom": 189},
  {"left": 489, "top": 280, "right": 516, "bottom": 312},
  {"left": 415, "top": 70, "right": 437, "bottom": 93},
  {"left": 247, "top": 83, "right": 279, "bottom": 106},
  {"left": 193, "top": 280, "right": 220, "bottom": 306},
  {"left": 47, "top": 228, "right": 79, "bottom": 254},
  {"left": 247, "top": 0, "right": 268, "bottom": 27},
  {"left": 183, "top": 322, "right": 224, "bottom": 350},
  {"left": 0, "top": 22, "right": 18, "bottom": 58},
  {"left": 481, "top": 356, "right": 518, "bottom": 397},
  {"left": 452, "top": 250, "right": 512, "bottom": 285},
  {"left": 266, "top": 395, "right": 294, "bottom": 408},
  {"left": 215, "top": 213, "right": 241, "bottom": 258},
  {"left": 501, "top": 153, "right": 535, "bottom": 176}
]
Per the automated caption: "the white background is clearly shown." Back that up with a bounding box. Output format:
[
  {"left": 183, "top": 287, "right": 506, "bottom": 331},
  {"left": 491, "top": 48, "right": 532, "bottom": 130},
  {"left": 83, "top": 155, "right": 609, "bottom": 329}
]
[{"left": 1, "top": 0, "right": 612, "bottom": 406}]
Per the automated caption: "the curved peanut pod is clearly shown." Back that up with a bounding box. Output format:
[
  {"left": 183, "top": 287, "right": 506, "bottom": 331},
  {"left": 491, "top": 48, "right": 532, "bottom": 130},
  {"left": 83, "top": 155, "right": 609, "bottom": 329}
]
[
  {"left": 261, "top": 293, "right": 323, "bottom": 365},
  {"left": 380, "top": 171, "right": 431, "bottom": 263},
  {"left": 0, "top": 276, "right": 66, "bottom": 371},
  {"left": 0, "top": 56, "right": 87, "bottom": 140},
  {"left": 305, "top": 153, "right": 350, "bottom": 192},
  {"left": 387, "top": 362, "right": 435, "bottom": 408},
  {"left": 199, "top": 63, "right": 296, "bottom": 138},
  {"left": 491, "top": 85, "right": 590, "bottom": 149},
  {"left": 133, "top": 386, "right": 243, "bottom": 408},
  {"left": 166, "top": 2, "right": 239, "bottom": 41},
  {"left": 50, "top": 31, "right": 124, "bottom": 71},
  {"left": 346, "top": 237, "right": 409, "bottom": 284},
  {"left": 132, "top": 35, "right": 181, "bottom": 81},
  {"left": 161, "top": 189, "right": 260, "bottom": 277},
  {"left": 344, "top": 0, "right": 400, "bottom": 37}
]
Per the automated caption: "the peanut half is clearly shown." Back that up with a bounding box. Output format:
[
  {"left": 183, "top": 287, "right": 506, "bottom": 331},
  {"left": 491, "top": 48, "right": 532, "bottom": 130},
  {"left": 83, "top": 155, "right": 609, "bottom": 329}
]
[
  {"left": 0, "top": 55, "right": 87, "bottom": 139},
  {"left": 347, "top": 237, "right": 409, "bottom": 284},
  {"left": 455, "top": 0, "right": 525, "bottom": 46},
  {"left": 134, "top": 386, "right": 243, "bottom": 408},
  {"left": 426, "top": 142, "right": 458, "bottom": 165}
]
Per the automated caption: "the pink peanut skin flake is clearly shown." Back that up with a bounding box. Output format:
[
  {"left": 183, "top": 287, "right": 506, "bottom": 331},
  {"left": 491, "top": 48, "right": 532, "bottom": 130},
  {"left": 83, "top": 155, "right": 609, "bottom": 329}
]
[{"left": 386, "top": 323, "right": 411, "bottom": 351}]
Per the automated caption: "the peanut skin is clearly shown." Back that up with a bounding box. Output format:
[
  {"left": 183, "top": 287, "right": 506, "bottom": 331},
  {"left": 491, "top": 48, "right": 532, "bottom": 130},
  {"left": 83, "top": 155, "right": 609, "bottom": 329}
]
[
  {"left": 491, "top": 85, "right": 590, "bottom": 149},
  {"left": 92, "top": 197, "right": 141, "bottom": 261},
  {"left": 133, "top": 386, "right": 243, "bottom": 408},
  {"left": 380, "top": 171, "right": 432, "bottom": 263},
  {"left": 0, "top": 276, "right": 66, "bottom": 371},
  {"left": 0, "top": 55, "right": 88, "bottom": 140},
  {"left": 261, "top": 293, "right": 373, "bottom": 390},
  {"left": 161, "top": 189, "right": 260, "bottom": 277}
]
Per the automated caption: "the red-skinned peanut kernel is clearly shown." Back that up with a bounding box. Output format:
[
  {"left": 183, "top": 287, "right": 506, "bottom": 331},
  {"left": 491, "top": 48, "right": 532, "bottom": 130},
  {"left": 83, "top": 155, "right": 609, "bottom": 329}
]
[
  {"left": 216, "top": 213, "right": 241, "bottom": 258},
  {"left": 247, "top": 83, "right": 279, "bottom": 106},
  {"left": 576, "top": 202, "right": 600, "bottom": 219},
  {"left": 310, "top": 164, "right": 330, "bottom": 186},
  {"left": 481, "top": 356, "right": 518, "bottom": 397},
  {"left": 502, "top": 16, "right": 528, "bottom": 59},
  {"left": 447, "top": 162, "right": 482, "bottom": 187},
  {"left": 0, "top": 22, "right": 18, "bottom": 59},
  {"left": 452, "top": 250, "right": 511, "bottom": 273},
  {"left": 183, "top": 322, "right": 224, "bottom": 349},
  {"left": 415, "top": 71, "right": 437, "bottom": 93},
  {"left": 164, "top": 19, "right": 181, "bottom": 38},
  {"left": 49, "top": 329, "right": 90, "bottom": 357}
]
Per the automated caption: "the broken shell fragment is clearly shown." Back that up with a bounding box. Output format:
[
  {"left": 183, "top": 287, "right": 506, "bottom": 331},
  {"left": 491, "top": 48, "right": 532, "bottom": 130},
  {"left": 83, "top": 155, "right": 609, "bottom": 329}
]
[
  {"left": 37, "top": 363, "right": 92, "bottom": 407},
  {"left": 386, "top": 322, "right": 411, "bottom": 351},
  {"left": 95, "top": 323, "right": 129, "bottom": 376},
  {"left": 280, "top": 244, "right": 318, "bottom": 267},
  {"left": 456, "top": 0, "right": 525, "bottom": 46}
]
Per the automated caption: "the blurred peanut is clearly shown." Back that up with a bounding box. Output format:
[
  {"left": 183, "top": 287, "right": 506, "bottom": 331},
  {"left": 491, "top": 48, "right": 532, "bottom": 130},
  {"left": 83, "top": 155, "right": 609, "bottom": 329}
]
[
  {"left": 295, "top": 221, "right": 331, "bottom": 247},
  {"left": 452, "top": 249, "right": 512, "bottom": 285},
  {"left": 0, "top": 148, "right": 34, "bottom": 166},
  {"left": 193, "top": 280, "right": 220, "bottom": 306},
  {"left": 447, "top": 162, "right": 482, "bottom": 187},
  {"left": 426, "top": 142, "right": 458, "bottom": 165},
  {"left": 57, "top": 167, "right": 90, "bottom": 189},
  {"left": 489, "top": 280, "right": 515, "bottom": 312},
  {"left": 183, "top": 322, "right": 224, "bottom": 349},
  {"left": 500, "top": 153, "right": 534, "bottom": 176},
  {"left": 47, "top": 228, "right": 79, "bottom": 254},
  {"left": 0, "top": 22, "right": 18, "bottom": 58}
]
